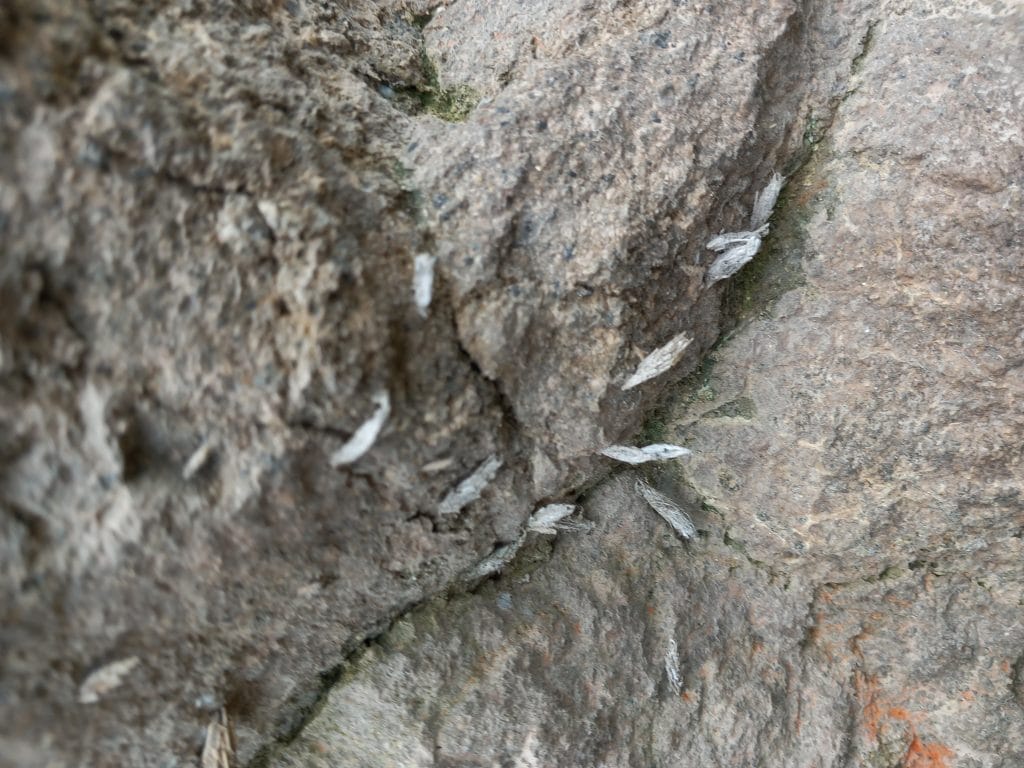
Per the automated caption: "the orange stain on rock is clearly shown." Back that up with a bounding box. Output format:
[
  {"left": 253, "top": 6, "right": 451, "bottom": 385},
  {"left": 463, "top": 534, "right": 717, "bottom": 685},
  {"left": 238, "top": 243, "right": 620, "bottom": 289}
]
[
  {"left": 855, "top": 672, "right": 885, "bottom": 741},
  {"left": 855, "top": 673, "right": 955, "bottom": 768},
  {"left": 903, "top": 734, "right": 954, "bottom": 768},
  {"left": 888, "top": 706, "right": 912, "bottom": 722}
]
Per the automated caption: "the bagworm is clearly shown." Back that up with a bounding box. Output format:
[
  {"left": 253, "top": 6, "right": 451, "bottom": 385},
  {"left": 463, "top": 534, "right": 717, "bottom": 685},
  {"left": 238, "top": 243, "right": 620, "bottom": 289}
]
[
  {"left": 750, "top": 172, "right": 784, "bottom": 230},
  {"left": 78, "top": 656, "right": 140, "bottom": 704},
  {"left": 705, "top": 172, "right": 785, "bottom": 284},
  {"left": 705, "top": 223, "right": 768, "bottom": 253},
  {"left": 665, "top": 638, "right": 682, "bottom": 695},
  {"left": 182, "top": 438, "right": 215, "bottom": 480},
  {"left": 527, "top": 503, "right": 592, "bottom": 534},
  {"left": 601, "top": 444, "right": 691, "bottom": 464},
  {"left": 330, "top": 390, "right": 390, "bottom": 467},
  {"left": 636, "top": 479, "right": 697, "bottom": 540},
  {"left": 705, "top": 236, "right": 762, "bottom": 284},
  {"left": 201, "top": 708, "right": 235, "bottom": 768},
  {"left": 468, "top": 536, "right": 524, "bottom": 581},
  {"left": 438, "top": 454, "right": 502, "bottom": 515},
  {"left": 413, "top": 253, "right": 436, "bottom": 317},
  {"left": 527, "top": 503, "right": 576, "bottom": 534},
  {"left": 622, "top": 332, "right": 693, "bottom": 390}
]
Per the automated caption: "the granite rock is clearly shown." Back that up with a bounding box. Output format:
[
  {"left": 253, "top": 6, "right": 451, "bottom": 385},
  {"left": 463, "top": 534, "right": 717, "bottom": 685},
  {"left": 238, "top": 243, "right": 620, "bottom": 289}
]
[
  {"left": 2, "top": 0, "right": 1020, "bottom": 766},
  {"left": 270, "top": 2, "right": 1024, "bottom": 766}
]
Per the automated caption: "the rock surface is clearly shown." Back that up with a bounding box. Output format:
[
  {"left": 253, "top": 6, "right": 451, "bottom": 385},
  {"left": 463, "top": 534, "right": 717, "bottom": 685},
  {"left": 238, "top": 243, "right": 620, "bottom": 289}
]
[
  {"left": 1, "top": 0, "right": 1021, "bottom": 767},
  {"left": 270, "top": 2, "right": 1024, "bottom": 767}
]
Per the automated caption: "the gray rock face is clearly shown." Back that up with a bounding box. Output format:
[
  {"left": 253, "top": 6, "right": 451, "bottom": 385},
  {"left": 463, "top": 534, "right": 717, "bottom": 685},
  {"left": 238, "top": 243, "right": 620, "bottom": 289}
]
[
  {"left": 1, "top": 0, "right": 1021, "bottom": 767},
  {"left": 269, "top": 2, "right": 1024, "bottom": 768}
]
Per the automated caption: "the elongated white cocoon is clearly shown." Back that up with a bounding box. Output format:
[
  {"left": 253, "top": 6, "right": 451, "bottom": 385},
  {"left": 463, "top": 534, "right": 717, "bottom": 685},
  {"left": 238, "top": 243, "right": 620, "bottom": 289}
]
[
  {"left": 78, "top": 656, "right": 140, "bottom": 704},
  {"left": 622, "top": 331, "right": 693, "bottom": 390},
  {"left": 706, "top": 225, "right": 767, "bottom": 252},
  {"left": 468, "top": 537, "right": 523, "bottom": 580},
  {"left": 528, "top": 503, "right": 578, "bottom": 534},
  {"left": 703, "top": 170, "right": 783, "bottom": 285},
  {"left": 636, "top": 479, "right": 697, "bottom": 540},
  {"left": 665, "top": 638, "right": 682, "bottom": 695},
  {"left": 600, "top": 444, "right": 691, "bottom": 464},
  {"left": 438, "top": 454, "right": 502, "bottom": 515},
  {"left": 201, "top": 708, "right": 234, "bottom": 768},
  {"left": 330, "top": 391, "right": 390, "bottom": 467},
  {"left": 182, "top": 438, "right": 214, "bottom": 480},
  {"left": 413, "top": 253, "right": 436, "bottom": 317},
  {"left": 751, "top": 172, "right": 785, "bottom": 229},
  {"left": 706, "top": 237, "right": 761, "bottom": 284}
]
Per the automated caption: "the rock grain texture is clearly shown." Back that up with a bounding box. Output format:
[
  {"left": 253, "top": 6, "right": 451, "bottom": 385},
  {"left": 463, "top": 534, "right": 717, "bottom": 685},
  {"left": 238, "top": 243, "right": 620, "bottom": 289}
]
[
  {"left": 270, "top": 1, "right": 1024, "bottom": 767},
  {"left": 0, "top": 0, "right": 872, "bottom": 765},
  {"left": 3, "top": 0, "right": 1022, "bottom": 766}
]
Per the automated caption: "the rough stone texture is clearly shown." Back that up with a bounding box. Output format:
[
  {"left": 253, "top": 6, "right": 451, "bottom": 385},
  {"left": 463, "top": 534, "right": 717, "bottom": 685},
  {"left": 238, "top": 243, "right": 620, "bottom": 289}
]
[
  {"left": 270, "top": 1, "right": 1024, "bottom": 767},
  {"left": 0, "top": 0, "right": 879, "bottom": 766}
]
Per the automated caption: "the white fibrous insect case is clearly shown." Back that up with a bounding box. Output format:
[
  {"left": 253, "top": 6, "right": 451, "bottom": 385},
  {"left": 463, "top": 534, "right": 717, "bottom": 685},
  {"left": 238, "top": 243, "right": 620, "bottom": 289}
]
[
  {"left": 182, "top": 438, "right": 215, "bottom": 480},
  {"left": 705, "top": 227, "right": 765, "bottom": 252},
  {"left": 622, "top": 331, "right": 693, "bottom": 390},
  {"left": 77, "top": 656, "right": 140, "bottom": 704},
  {"left": 705, "top": 171, "right": 785, "bottom": 284},
  {"left": 750, "top": 172, "right": 784, "bottom": 230},
  {"left": 413, "top": 253, "right": 436, "bottom": 317},
  {"left": 600, "top": 444, "right": 691, "bottom": 464},
  {"left": 527, "top": 503, "right": 577, "bottom": 534},
  {"left": 636, "top": 479, "right": 697, "bottom": 540},
  {"left": 527, "top": 503, "right": 592, "bottom": 534},
  {"left": 468, "top": 538, "right": 523, "bottom": 580},
  {"left": 705, "top": 236, "right": 762, "bottom": 284},
  {"left": 200, "top": 708, "right": 235, "bottom": 768},
  {"left": 438, "top": 454, "right": 503, "bottom": 515},
  {"left": 665, "top": 638, "right": 682, "bottom": 695},
  {"left": 329, "top": 391, "right": 390, "bottom": 467}
]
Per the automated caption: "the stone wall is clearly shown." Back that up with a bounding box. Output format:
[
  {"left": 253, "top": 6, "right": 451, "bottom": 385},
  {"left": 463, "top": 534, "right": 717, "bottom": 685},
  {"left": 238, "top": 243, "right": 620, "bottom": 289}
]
[{"left": 1, "top": 1, "right": 1021, "bottom": 766}]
